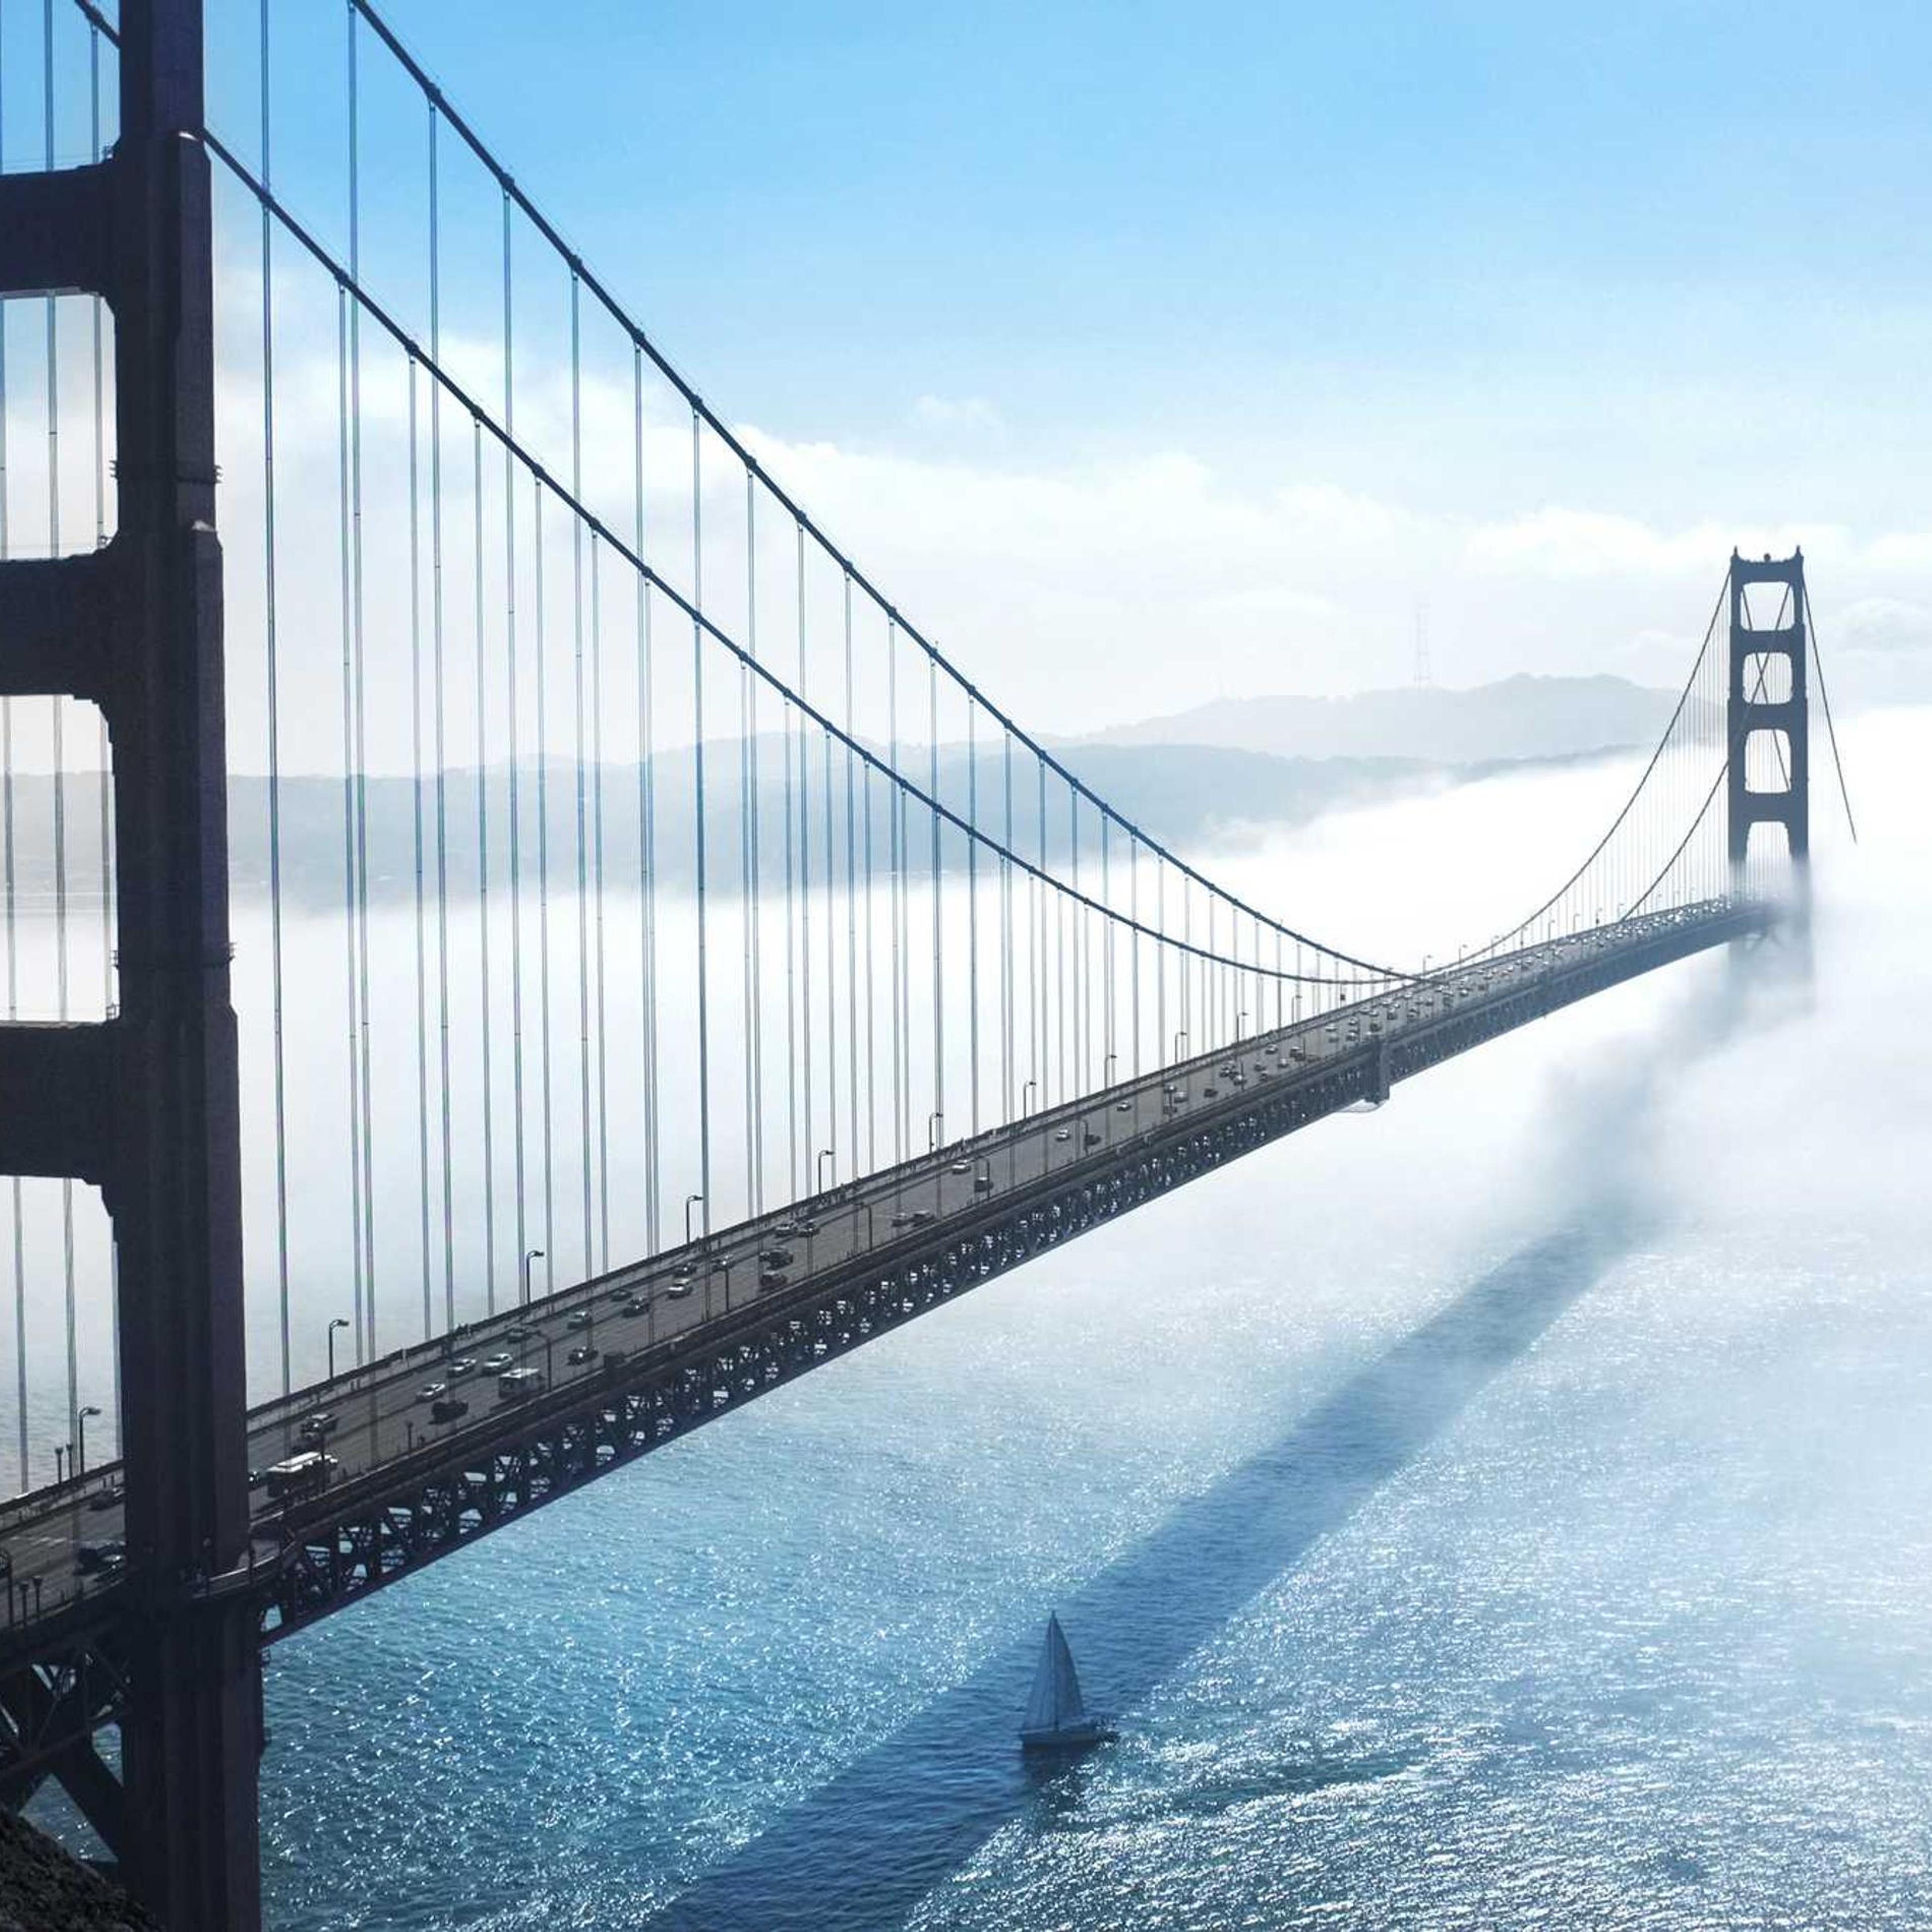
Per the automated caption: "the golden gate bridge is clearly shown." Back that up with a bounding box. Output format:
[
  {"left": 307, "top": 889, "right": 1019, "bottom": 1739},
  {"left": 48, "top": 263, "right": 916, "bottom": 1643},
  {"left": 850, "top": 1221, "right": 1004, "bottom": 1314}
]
[{"left": 0, "top": 0, "right": 1852, "bottom": 1921}]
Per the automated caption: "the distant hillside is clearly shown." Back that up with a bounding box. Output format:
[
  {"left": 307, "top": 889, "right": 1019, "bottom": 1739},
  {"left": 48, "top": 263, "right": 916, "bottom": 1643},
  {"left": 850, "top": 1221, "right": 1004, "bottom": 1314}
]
[
  {"left": 0, "top": 742, "right": 1450, "bottom": 910},
  {"left": 1072, "top": 674, "right": 1677, "bottom": 765}
]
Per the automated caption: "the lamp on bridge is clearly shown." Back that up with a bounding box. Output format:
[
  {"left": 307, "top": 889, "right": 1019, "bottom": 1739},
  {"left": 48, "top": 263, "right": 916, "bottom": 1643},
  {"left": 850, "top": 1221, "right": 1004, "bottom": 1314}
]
[
  {"left": 76, "top": 1406, "right": 101, "bottom": 1479},
  {"left": 685, "top": 1194, "right": 705, "bottom": 1246},
  {"left": 327, "top": 1316, "right": 350, "bottom": 1383},
  {"left": 817, "top": 1149, "right": 836, "bottom": 1192},
  {"left": 521, "top": 1248, "right": 545, "bottom": 1308}
]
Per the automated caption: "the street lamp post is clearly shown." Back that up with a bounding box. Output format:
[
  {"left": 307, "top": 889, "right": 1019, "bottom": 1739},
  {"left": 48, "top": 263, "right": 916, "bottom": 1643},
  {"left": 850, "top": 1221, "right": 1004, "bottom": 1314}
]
[
  {"left": 327, "top": 1316, "right": 350, "bottom": 1383},
  {"left": 927, "top": 1111, "right": 943, "bottom": 1154},
  {"left": 684, "top": 1193, "right": 705, "bottom": 1246},
  {"left": 521, "top": 1247, "right": 545, "bottom": 1308},
  {"left": 76, "top": 1406, "right": 101, "bottom": 1479},
  {"left": 817, "top": 1149, "right": 836, "bottom": 1193},
  {"left": 53, "top": 1444, "right": 67, "bottom": 1487}
]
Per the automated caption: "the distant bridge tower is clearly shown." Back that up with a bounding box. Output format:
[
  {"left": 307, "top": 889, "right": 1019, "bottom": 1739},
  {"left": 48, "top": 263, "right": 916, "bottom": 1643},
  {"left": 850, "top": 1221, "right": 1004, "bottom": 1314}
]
[{"left": 1726, "top": 549, "right": 1809, "bottom": 893}]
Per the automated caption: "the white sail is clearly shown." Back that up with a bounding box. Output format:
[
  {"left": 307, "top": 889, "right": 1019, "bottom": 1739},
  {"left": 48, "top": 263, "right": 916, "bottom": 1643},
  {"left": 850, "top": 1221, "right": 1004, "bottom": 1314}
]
[{"left": 1022, "top": 1613, "right": 1087, "bottom": 1734}]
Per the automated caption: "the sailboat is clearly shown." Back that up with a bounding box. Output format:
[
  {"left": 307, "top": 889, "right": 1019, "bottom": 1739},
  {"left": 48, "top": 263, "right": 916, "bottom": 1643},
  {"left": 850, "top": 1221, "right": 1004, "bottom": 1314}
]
[{"left": 1018, "top": 1612, "right": 1117, "bottom": 1753}]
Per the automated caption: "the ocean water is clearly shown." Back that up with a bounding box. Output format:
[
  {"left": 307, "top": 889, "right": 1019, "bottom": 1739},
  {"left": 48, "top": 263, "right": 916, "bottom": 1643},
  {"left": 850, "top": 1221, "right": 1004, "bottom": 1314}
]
[{"left": 236, "top": 709, "right": 1932, "bottom": 1930}]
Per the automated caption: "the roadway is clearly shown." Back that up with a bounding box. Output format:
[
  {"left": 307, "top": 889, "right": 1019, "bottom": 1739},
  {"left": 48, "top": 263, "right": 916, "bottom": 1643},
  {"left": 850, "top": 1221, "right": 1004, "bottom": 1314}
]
[{"left": 0, "top": 902, "right": 1745, "bottom": 1640}]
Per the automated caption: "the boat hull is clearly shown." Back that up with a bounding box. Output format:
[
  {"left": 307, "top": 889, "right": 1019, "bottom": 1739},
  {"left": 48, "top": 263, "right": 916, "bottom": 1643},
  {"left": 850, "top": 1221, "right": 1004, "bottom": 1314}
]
[{"left": 1019, "top": 1721, "right": 1117, "bottom": 1754}]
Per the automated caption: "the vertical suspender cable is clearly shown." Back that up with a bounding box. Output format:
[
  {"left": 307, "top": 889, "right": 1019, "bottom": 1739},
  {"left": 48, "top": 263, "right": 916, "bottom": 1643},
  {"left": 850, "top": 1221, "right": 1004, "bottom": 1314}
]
[
  {"left": 822, "top": 583, "right": 837, "bottom": 1169},
  {"left": 474, "top": 420, "right": 498, "bottom": 1311},
  {"left": 348, "top": 6, "right": 377, "bottom": 1357},
  {"left": 691, "top": 412, "right": 711, "bottom": 1232},
  {"left": 862, "top": 731, "right": 877, "bottom": 1174},
  {"left": 928, "top": 650, "right": 943, "bottom": 1144},
  {"left": 886, "top": 623, "right": 901, "bottom": 1164},
  {"left": 1000, "top": 727, "right": 1013, "bottom": 1124},
  {"left": 967, "top": 696, "right": 980, "bottom": 1136},
  {"left": 535, "top": 478, "right": 554, "bottom": 1285},
  {"left": 257, "top": 0, "right": 292, "bottom": 1386},
  {"left": 633, "top": 348, "right": 661, "bottom": 1252},
  {"left": 506, "top": 193, "right": 528, "bottom": 1285},
  {"left": 571, "top": 275, "right": 593, "bottom": 1277},
  {"left": 781, "top": 675, "right": 798, "bottom": 1203},
  {"left": 744, "top": 480, "right": 763, "bottom": 1215},
  {"left": 408, "top": 359, "right": 431, "bottom": 1340},
  {"left": 429, "top": 106, "right": 455, "bottom": 1334},
  {"left": 335, "top": 293, "right": 366, "bottom": 1360},
  {"left": 843, "top": 573, "right": 858, "bottom": 1172},
  {"left": 739, "top": 520, "right": 756, "bottom": 1214},
  {"left": 592, "top": 533, "right": 610, "bottom": 1264},
  {"left": 797, "top": 522, "right": 813, "bottom": 1186}
]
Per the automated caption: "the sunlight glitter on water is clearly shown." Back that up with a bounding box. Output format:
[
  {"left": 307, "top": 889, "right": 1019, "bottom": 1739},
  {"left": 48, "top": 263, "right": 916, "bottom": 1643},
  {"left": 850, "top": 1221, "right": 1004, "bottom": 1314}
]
[{"left": 247, "top": 707, "right": 1932, "bottom": 1930}]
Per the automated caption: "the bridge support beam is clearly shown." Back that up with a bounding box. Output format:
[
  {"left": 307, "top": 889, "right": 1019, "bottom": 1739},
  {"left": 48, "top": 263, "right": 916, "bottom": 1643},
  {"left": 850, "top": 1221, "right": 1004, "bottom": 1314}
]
[{"left": 0, "top": 1, "right": 261, "bottom": 1924}]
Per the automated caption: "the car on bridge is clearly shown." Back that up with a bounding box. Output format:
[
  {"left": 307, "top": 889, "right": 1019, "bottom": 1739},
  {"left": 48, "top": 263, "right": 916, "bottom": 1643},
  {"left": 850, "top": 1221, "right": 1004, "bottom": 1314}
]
[
  {"left": 430, "top": 1397, "right": 469, "bottom": 1423},
  {"left": 566, "top": 1345, "right": 598, "bottom": 1366},
  {"left": 448, "top": 1357, "right": 478, "bottom": 1379},
  {"left": 299, "top": 1411, "right": 338, "bottom": 1440},
  {"left": 498, "top": 1366, "right": 544, "bottom": 1400},
  {"left": 480, "top": 1352, "right": 515, "bottom": 1376},
  {"left": 759, "top": 1271, "right": 787, "bottom": 1293},
  {"left": 760, "top": 1248, "right": 795, "bottom": 1267},
  {"left": 566, "top": 1310, "right": 593, "bottom": 1330},
  {"left": 415, "top": 1381, "right": 447, "bottom": 1403},
  {"left": 621, "top": 1296, "right": 651, "bottom": 1318},
  {"left": 74, "top": 1541, "right": 126, "bottom": 1578}
]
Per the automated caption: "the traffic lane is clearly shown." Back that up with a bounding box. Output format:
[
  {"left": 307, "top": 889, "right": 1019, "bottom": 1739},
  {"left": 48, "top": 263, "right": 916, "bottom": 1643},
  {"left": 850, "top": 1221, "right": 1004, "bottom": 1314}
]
[{"left": 1, "top": 917, "right": 1704, "bottom": 1588}]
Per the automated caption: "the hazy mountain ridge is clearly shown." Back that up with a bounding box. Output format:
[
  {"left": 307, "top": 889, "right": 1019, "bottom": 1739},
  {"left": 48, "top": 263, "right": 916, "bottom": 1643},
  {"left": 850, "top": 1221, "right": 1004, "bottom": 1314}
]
[
  {"left": 0, "top": 673, "right": 1669, "bottom": 910},
  {"left": 1069, "top": 673, "right": 1677, "bottom": 764}
]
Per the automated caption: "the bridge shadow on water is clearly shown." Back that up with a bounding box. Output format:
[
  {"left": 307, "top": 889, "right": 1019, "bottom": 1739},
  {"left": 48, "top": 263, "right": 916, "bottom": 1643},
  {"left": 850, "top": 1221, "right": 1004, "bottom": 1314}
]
[{"left": 649, "top": 1213, "right": 1641, "bottom": 1931}]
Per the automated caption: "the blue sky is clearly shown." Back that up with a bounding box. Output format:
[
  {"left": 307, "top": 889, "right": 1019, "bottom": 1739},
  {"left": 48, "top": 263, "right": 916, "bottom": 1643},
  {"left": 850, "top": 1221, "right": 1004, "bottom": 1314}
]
[
  {"left": 4, "top": 0, "right": 1909, "bottom": 727},
  {"left": 348, "top": 0, "right": 1927, "bottom": 498},
  {"left": 270, "top": 0, "right": 1928, "bottom": 718}
]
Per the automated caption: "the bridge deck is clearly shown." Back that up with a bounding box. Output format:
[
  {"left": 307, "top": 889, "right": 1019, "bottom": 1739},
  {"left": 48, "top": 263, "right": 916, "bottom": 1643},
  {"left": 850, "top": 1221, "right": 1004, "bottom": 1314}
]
[{"left": 0, "top": 901, "right": 1767, "bottom": 1749}]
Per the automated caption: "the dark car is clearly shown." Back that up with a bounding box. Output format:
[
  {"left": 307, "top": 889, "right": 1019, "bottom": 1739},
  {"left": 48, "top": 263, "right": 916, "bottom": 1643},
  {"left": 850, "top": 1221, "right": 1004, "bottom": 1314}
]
[
  {"left": 759, "top": 1248, "right": 795, "bottom": 1268},
  {"left": 758, "top": 1271, "right": 788, "bottom": 1293},
  {"left": 87, "top": 1484, "right": 124, "bottom": 1514},
  {"left": 621, "top": 1296, "right": 651, "bottom": 1319},
  {"left": 299, "top": 1410, "right": 338, "bottom": 1439},
  {"left": 566, "top": 1344, "right": 598, "bottom": 1366},
  {"left": 566, "top": 1310, "right": 593, "bottom": 1330},
  {"left": 430, "top": 1396, "right": 469, "bottom": 1423},
  {"left": 75, "top": 1540, "right": 126, "bottom": 1577}
]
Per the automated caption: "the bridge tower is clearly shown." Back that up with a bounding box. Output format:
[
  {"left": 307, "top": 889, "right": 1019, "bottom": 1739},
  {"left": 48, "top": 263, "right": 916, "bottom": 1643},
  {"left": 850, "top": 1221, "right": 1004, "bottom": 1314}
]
[
  {"left": 0, "top": 0, "right": 260, "bottom": 1925},
  {"left": 1726, "top": 549, "right": 1809, "bottom": 895}
]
